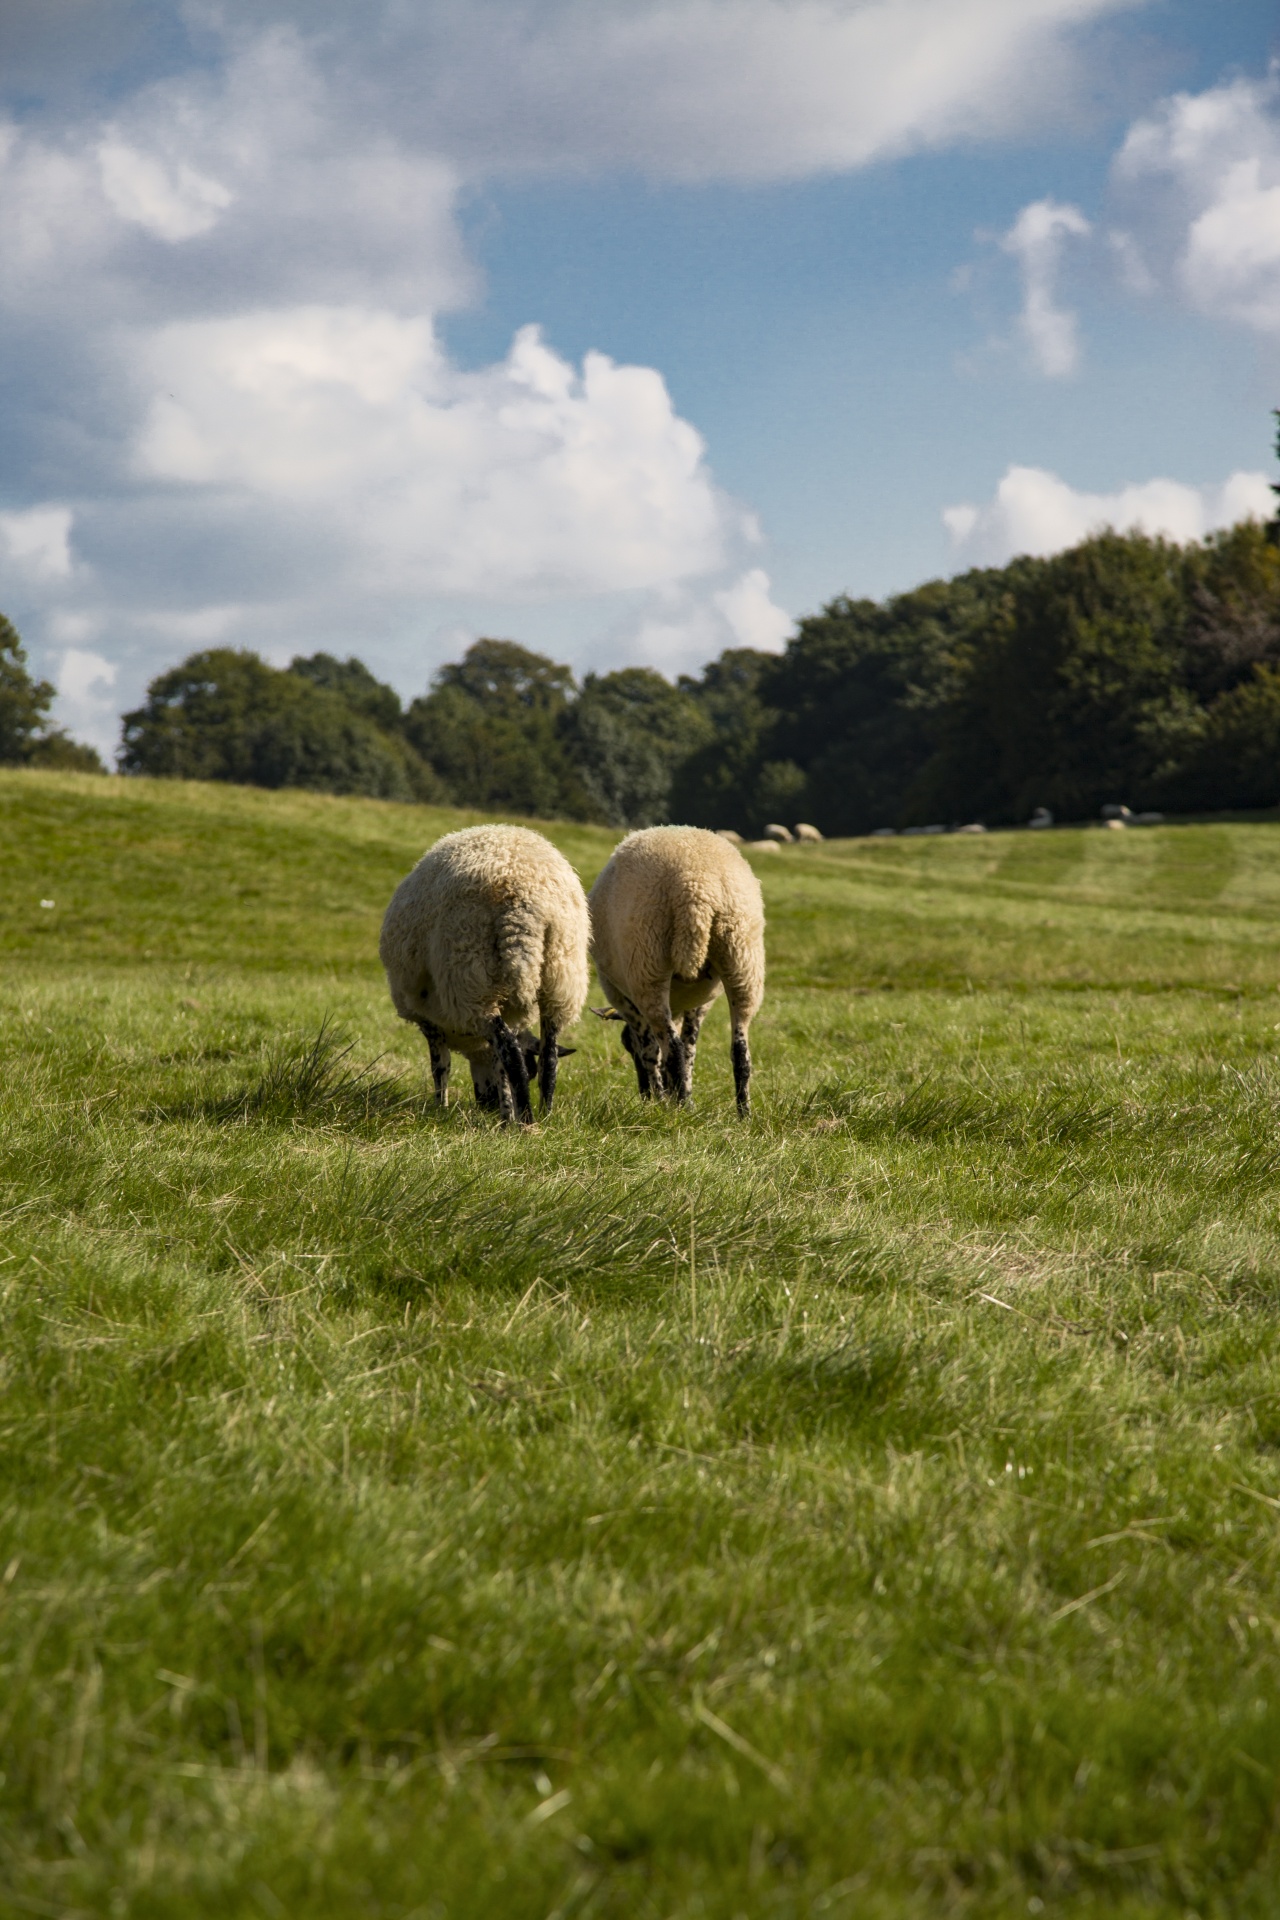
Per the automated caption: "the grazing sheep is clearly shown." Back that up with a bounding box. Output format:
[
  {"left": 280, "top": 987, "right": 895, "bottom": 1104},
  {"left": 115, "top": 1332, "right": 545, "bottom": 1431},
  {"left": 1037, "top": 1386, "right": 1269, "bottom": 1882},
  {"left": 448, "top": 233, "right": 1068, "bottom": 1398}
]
[
  {"left": 763, "top": 822, "right": 794, "bottom": 843},
  {"left": 716, "top": 829, "right": 744, "bottom": 845},
  {"left": 794, "top": 822, "right": 823, "bottom": 842},
  {"left": 380, "top": 824, "right": 589, "bottom": 1125},
  {"left": 589, "top": 825, "right": 765, "bottom": 1116}
]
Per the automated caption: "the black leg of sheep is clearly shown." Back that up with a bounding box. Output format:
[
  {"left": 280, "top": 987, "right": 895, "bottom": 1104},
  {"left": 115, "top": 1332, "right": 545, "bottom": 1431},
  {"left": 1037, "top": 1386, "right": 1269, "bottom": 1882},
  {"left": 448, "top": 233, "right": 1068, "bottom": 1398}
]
[
  {"left": 538, "top": 1026, "right": 562, "bottom": 1114},
  {"left": 731, "top": 1024, "right": 752, "bottom": 1117},
  {"left": 491, "top": 1016, "right": 535, "bottom": 1127},
  {"left": 679, "top": 1007, "right": 706, "bottom": 1096},
  {"left": 416, "top": 1019, "right": 452, "bottom": 1106},
  {"left": 663, "top": 1024, "right": 690, "bottom": 1103},
  {"left": 620, "top": 1024, "right": 654, "bottom": 1099}
]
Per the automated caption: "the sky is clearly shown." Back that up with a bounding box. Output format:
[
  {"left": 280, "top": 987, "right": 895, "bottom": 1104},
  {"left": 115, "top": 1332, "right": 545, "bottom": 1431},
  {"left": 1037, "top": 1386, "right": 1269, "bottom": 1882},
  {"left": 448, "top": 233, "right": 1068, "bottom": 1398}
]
[{"left": 0, "top": 0, "right": 1277, "bottom": 759}]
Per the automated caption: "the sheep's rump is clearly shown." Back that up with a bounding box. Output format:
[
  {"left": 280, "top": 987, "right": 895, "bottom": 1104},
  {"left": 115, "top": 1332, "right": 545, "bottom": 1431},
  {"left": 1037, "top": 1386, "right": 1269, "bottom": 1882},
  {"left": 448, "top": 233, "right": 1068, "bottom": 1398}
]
[
  {"left": 589, "top": 825, "right": 765, "bottom": 1025},
  {"left": 380, "top": 825, "right": 589, "bottom": 1053}
]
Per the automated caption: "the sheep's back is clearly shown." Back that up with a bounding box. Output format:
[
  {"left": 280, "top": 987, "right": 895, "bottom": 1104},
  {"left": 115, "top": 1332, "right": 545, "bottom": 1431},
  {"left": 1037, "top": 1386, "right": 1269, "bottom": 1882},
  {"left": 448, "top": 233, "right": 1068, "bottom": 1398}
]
[
  {"left": 381, "top": 824, "right": 589, "bottom": 1037},
  {"left": 590, "top": 826, "right": 764, "bottom": 1003}
]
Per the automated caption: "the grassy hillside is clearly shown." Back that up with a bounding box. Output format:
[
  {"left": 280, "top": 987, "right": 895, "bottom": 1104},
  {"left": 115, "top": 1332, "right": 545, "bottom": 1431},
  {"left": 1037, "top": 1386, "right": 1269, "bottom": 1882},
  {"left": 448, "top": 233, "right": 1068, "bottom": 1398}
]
[{"left": 5, "top": 770, "right": 1280, "bottom": 1917}]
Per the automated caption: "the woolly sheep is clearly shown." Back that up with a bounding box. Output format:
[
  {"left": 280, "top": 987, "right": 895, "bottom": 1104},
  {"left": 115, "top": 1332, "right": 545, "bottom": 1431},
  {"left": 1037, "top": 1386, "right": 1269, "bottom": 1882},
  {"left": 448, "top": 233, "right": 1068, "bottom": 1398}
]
[
  {"left": 762, "top": 822, "right": 794, "bottom": 843},
  {"left": 794, "top": 822, "right": 823, "bottom": 842},
  {"left": 589, "top": 825, "right": 765, "bottom": 1116},
  {"left": 380, "top": 824, "right": 589, "bottom": 1125}
]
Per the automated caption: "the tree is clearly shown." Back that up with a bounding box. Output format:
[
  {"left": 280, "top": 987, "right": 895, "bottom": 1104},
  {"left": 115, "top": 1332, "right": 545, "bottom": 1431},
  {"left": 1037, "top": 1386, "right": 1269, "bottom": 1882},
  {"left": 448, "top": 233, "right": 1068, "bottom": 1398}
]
[
  {"left": 1180, "top": 519, "right": 1280, "bottom": 702},
  {"left": 1166, "top": 664, "right": 1280, "bottom": 813},
  {"left": 0, "top": 612, "right": 104, "bottom": 771},
  {"left": 288, "top": 653, "right": 405, "bottom": 733},
  {"left": 668, "top": 649, "right": 777, "bottom": 830},
  {"left": 403, "top": 640, "right": 594, "bottom": 819},
  {"left": 918, "top": 533, "right": 1189, "bottom": 823},
  {"left": 560, "top": 667, "right": 711, "bottom": 826},
  {"left": 120, "top": 649, "right": 417, "bottom": 798}
]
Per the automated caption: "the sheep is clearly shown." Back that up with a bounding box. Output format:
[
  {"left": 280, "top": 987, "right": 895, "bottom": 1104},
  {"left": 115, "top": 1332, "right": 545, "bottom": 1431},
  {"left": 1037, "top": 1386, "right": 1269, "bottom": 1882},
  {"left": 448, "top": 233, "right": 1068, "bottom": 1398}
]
[
  {"left": 794, "top": 822, "right": 823, "bottom": 843},
  {"left": 762, "top": 822, "right": 794, "bottom": 843},
  {"left": 380, "top": 824, "right": 589, "bottom": 1125},
  {"left": 588, "top": 825, "right": 765, "bottom": 1116}
]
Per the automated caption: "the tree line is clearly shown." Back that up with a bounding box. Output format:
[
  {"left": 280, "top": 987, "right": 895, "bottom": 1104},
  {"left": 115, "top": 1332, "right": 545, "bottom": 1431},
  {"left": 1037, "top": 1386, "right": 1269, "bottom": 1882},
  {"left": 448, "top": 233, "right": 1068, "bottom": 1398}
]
[{"left": 4, "top": 514, "right": 1280, "bottom": 830}]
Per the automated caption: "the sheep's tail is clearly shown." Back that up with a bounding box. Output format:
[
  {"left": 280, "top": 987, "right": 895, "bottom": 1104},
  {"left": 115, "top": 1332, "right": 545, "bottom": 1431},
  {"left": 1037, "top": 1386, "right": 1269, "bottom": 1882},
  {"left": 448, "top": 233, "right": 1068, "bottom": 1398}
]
[{"left": 669, "top": 892, "right": 714, "bottom": 984}]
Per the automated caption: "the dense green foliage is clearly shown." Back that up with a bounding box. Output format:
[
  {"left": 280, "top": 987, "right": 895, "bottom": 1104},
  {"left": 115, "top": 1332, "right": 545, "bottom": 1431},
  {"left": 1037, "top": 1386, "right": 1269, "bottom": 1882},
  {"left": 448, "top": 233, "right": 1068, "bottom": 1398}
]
[
  {"left": 8, "top": 772, "right": 1280, "bottom": 1916},
  {"left": 119, "top": 649, "right": 433, "bottom": 800},
  {"left": 730, "top": 519, "right": 1280, "bottom": 835},
  {"left": 0, "top": 612, "right": 104, "bottom": 771},
  {"left": 59, "top": 509, "right": 1280, "bottom": 829}
]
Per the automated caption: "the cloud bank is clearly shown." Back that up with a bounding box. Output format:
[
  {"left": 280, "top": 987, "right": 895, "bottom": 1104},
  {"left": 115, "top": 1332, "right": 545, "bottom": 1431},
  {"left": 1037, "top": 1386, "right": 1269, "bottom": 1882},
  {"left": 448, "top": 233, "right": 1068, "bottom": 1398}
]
[
  {"left": 943, "top": 464, "right": 1273, "bottom": 566},
  {"left": 1114, "top": 68, "right": 1280, "bottom": 337},
  {"left": 0, "top": 1, "right": 1143, "bottom": 748}
]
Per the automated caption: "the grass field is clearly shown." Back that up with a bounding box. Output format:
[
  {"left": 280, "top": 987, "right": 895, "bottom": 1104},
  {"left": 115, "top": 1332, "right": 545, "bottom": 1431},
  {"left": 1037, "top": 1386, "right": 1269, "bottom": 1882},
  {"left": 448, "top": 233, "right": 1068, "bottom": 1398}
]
[{"left": 6, "top": 770, "right": 1280, "bottom": 1918}]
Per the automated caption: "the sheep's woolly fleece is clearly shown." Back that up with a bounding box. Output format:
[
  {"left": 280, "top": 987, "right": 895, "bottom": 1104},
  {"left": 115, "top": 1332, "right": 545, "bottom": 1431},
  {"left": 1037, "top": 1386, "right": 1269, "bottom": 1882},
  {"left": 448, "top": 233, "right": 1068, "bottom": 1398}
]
[
  {"left": 589, "top": 825, "right": 765, "bottom": 1035},
  {"left": 380, "top": 825, "right": 590, "bottom": 1058}
]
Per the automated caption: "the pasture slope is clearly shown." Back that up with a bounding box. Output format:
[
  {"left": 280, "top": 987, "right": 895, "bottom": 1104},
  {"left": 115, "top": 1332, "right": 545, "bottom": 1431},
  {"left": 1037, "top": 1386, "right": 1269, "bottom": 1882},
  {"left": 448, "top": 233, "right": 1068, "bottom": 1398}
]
[{"left": 5, "top": 769, "right": 1280, "bottom": 1918}]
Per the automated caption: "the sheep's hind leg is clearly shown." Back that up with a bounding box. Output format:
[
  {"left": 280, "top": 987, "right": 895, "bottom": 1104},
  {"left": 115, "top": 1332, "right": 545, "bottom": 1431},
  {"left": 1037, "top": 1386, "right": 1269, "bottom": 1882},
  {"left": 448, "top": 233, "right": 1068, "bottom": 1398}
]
[
  {"left": 662, "top": 1022, "right": 690, "bottom": 1103},
  {"left": 416, "top": 1019, "right": 452, "bottom": 1106},
  {"left": 679, "top": 1006, "right": 706, "bottom": 1096},
  {"left": 491, "top": 1016, "right": 534, "bottom": 1126},
  {"left": 538, "top": 1025, "right": 559, "bottom": 1114},
  {"left": 731, "top": 1021, "right": 752, "bottom": 1117}
]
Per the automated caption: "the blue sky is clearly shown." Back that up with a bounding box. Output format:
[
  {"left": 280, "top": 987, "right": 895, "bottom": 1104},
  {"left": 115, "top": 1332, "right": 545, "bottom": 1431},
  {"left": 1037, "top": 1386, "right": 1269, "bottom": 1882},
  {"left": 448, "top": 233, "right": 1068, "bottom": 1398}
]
[{"left": 0, "top": 0, "right": 1276, "bottom": 756}]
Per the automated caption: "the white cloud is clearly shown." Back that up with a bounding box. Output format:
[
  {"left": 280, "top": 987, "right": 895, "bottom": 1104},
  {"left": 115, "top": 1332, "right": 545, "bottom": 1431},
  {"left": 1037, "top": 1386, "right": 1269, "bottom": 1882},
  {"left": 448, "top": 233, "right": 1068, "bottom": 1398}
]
[
  {"left": 0, "top": 1, "right": 1162, "bottom": 735},
  {"left": 131, "top": 310, "right": 730, "bottom": 598},
  {"left": 53, "top": 647, "right": 118, "bottom": 761},
  {"left": 943, "top": 463, "right": 1273, "bottom": 564},
  {"left": 1114, "top": 69, "right": 1280, "bottom": 334},
  {"left": 601, "top": 568, "right": 793, "bottom": 678},
  {"left": 97, "top": 136, "right": 233, "bottom": 241},
  {"left": 1000, "top": 197, "right": 1091, "bottom": 376},
  {"left": 0, "top": 504, "right": 73, "bottom": 580},
  {"left": 714, "top": 568, "right": 794, "bottom": 651}
]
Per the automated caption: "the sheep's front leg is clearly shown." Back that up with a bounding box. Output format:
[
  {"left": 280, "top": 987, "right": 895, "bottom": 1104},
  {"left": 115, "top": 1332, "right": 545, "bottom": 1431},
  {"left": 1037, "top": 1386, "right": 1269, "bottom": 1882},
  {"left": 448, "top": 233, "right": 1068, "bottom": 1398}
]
[
  {"left": 469, "top": 1052, "right": 502, "bottom": 1111},
  {"left": 630, "top": 1021, "right": 672, "bottom": 1100},
  {"left": 621, "top": 1024, "right": 655, "bottom": 1099},
  {"left": 491, "top": 1016, "right": 534, "bottom": 1126},
  {"left": 416, "top": 1019, "right": 452, "bottom": 1106},
  {"left": 731, "top": 1019, "right": 752, "bottom": 1117}
]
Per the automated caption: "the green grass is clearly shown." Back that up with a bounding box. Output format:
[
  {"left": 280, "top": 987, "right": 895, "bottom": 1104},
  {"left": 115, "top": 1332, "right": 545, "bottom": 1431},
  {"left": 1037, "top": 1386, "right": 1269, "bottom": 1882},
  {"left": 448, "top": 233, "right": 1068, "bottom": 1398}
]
[{"left": 5, "top": 770, "right": 1280, "bottom": 1916}]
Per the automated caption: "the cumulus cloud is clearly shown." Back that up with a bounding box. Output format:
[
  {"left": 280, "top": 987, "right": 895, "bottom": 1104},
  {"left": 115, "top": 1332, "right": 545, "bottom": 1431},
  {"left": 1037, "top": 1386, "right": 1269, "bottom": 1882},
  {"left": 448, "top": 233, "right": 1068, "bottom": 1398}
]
[
  {"left": 714, "top": 568, "right": 795, "bottom": 652},
  {"left": 943, "top": 463, "right": 1273, "bottom": 564},
  {"left": 597, "top": 569, "right": 793, "bottom": 678},
  {"left": 0, "top": 505, "right": 73, "bottom": 581},
  {"left": 1000, "top": 197, "right": 1091, "bottom": 376},
  {"left": 1114, "top": 68, "right": 1280, "bottom": 335},
  {"left": 130, "top": 311, "right": 729, "bottom": 599},
  {"left": 53, "top": 647, "right": 118, "bottom": 761},
  {"left": 0, "top": 0, "right": 1160, "bottom": 748}
]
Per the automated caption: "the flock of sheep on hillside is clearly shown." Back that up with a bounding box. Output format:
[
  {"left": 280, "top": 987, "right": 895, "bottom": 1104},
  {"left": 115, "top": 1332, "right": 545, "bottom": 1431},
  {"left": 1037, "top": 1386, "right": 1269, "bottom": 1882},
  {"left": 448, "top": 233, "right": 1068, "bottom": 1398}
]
[{"left": 379, "top": 823, "right": 768, "bottom": 1124}]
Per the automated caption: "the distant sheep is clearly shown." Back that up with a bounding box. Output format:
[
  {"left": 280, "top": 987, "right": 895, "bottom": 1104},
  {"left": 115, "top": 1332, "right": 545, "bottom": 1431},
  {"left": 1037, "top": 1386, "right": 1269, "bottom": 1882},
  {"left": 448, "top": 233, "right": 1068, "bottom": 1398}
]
[
  {"left": 380, "top": 824, "right": 589, "bottom": 1125},
  {"left": 589, "top": 825, "right": 765, "bottom": 1116},
  {"left": 763, "top": 822, "right": 794, "bottom": 843},
  {"left": 794, "top": 822, "right": 823, "bottom": 842}
]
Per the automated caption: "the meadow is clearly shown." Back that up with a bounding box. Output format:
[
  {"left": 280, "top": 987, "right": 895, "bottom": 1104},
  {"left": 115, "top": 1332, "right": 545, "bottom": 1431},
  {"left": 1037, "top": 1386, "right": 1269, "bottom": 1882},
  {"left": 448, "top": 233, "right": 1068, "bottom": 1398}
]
[{"left": 5, "top": 769, "right": 1280, "bottom": 1917}]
